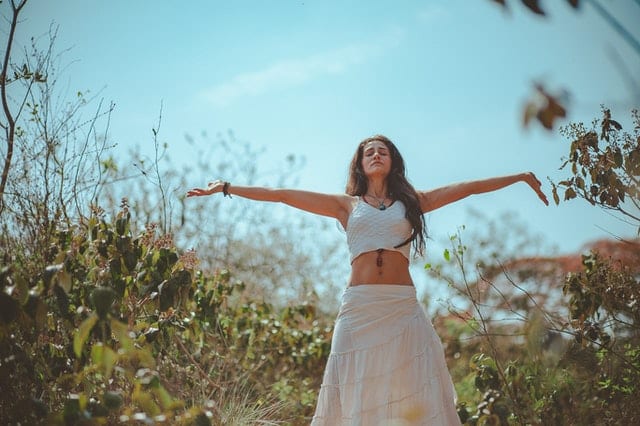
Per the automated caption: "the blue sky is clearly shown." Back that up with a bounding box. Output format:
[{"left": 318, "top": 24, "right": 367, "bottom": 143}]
[{"left": 15, "top": 0, "right": 640, "bottom": 261}]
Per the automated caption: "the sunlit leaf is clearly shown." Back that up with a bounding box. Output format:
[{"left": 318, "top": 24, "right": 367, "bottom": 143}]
[
  {"left": 152, "top": 384, "right": 174, "bottom": 410},
  {"left": 133, "top": 388, "right": 160, "bottom": 416},
  {"left": 74, "top": 313, "right": 98, "bottom": 357},
  {"left": 91, "top": 342, "right": 118, "bottom": 378},
  {"left": 110, "top": 318, "right": 134, "bottom": 351}
]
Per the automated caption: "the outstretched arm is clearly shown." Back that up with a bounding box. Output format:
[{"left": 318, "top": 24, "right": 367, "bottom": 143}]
[
  {"left": 186, "top": 180, "right": 354, "bottom": 228},
  {"left": 418, "top": 172, "right": 548, "bottom": 213}
]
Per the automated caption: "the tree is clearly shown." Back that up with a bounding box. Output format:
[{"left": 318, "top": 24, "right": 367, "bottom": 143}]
[
  {"left": 0, "top": 1, "right": 116, "bottom": 274},
  {"left": 101, "top": 129, "right": 349, "bottom": 309},
  {"left": 426, "top": 107, "right": 640, "bottom": 423},
  {"left": 0, "top": 0, "right": 29, "bottom": 209},
  {"left": 552, "top": 108, "right": 640, "bottom": 235}
]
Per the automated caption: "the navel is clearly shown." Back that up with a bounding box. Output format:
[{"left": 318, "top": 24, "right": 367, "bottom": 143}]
[{"left": 376, "top": 249, "right": 383, "bottom": 275}]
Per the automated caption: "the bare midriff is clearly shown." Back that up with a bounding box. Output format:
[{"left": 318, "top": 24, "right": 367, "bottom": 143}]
[{"left": 348, "top": 249, "right": 413, "bottom": 286}]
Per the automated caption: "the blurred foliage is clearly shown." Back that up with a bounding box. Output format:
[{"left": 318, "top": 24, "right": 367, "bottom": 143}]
[
  {"left": 453, "top": 251, "right": 640, "bottom": 425},
  {"left": 98, "top": 129, "right": 348, "bottom": 310},
  {"left": 491, "top": 0, "right": 580, "bottom": 17},
  {"left": 0, "top": 204, "right": 333, "bottom": 424},
  {"left": 5, "top": 198, "right": 638, "bottom": 424},
  {"left": 427, "top": 106, "right": 640, "bottom": 422},
  {"left": 431, "top": 230, "right": 640, "bottom": 424}
]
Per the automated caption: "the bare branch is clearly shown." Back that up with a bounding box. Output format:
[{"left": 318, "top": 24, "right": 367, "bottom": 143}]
[{"left": 0, "top": 0, "right": 28, "bottom": 211}]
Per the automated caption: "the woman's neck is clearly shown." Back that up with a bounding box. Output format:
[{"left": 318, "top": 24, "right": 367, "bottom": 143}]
[{"left": 367, "top": 179, "right": 388, "bottom": 198}]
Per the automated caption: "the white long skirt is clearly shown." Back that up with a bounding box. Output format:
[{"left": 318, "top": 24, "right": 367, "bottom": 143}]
[{"left": 311, "top": 284, "right": 461, "bottom": 426}]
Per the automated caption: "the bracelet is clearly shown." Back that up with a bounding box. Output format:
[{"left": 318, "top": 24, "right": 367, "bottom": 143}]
[{"left": 222, "top": 181, "right": 232, "bottom": 198}]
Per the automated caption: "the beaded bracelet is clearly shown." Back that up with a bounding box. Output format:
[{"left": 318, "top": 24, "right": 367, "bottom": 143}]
[{"left": 222, "top": 181, "right": 232, "bottom": 198}]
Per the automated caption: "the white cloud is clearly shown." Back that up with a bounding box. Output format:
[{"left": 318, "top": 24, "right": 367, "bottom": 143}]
[{"left": 201, "top": 30, "right": 405, "bottom": 107}]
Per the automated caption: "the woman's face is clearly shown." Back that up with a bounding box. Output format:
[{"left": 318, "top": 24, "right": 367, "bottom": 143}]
[{"left": 361, "top": 140, "right": 392, "bottom": 179}]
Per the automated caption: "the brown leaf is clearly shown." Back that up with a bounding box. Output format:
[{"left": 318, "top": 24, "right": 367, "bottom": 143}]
[
  {"left": 521, "top": 0, "right": 546, "bottom": 15},
  {"left": 567, "top": 0, "right": 580, "bottom": 8},
  {"left": 564, "top": 187, "right": 577, "bottom": 200},
  {"left": 533, "top": 85, "right": 567, "bottom": 130}
]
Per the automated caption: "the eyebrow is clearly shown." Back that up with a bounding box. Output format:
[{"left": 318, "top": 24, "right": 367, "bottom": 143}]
[{"left": 364, "top": 146, "right": 388, "bottom": 153}]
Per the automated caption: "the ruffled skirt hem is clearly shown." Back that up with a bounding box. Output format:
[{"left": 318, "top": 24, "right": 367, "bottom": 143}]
[{"left": 311, "top": 285, "right": 460, "bottom": 426}]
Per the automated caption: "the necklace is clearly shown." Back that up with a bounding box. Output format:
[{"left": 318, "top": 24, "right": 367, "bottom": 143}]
[{"left": 365, "top": 194, "right": 388, "bottom": 210}]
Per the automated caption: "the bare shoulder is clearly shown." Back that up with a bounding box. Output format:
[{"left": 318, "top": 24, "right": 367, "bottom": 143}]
[{"left": 416, "top": 188, "right": 442, "bottom": 213}]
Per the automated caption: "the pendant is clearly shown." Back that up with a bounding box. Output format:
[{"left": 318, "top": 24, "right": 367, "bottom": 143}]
[{"left": 378, "top": 202, "right": 386, "bottom": 211}]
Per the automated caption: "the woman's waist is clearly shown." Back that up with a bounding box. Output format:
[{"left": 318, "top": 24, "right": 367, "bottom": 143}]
[
  {"left": 339, "top": 284, "right": 420, "bottom": 317},
  {"left": 349, "top": 249, "right": 412, "bottom": 286}
]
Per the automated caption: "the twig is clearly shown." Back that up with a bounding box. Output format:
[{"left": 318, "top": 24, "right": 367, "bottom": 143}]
[{"left": 173, "top": 333, "right": 224, "bottom": 392}]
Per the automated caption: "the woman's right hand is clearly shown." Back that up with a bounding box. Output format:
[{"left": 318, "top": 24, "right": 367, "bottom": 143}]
[
  {"left": 186, "top": 180, "right": 225, "bottom": 198},
  {"left": 524, "top": 172, "right": 549, "bottom": 206}
]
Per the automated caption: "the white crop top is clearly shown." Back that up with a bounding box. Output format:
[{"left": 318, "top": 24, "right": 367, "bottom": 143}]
[{"left": 346, "top": 198, "right": 412, "bottom": 263}]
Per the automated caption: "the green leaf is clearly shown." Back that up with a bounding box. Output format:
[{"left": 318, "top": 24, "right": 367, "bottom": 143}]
[
  {"left": 74, "top": 313, "right": 98, "bottom": 357},
  {"left": 133, "top": 389, "right": 160, "bottom": 416},
  {"left": 443, "top": 249, "right": 451, "bottom": 262},
  {"left": 110, "top": 318, "right": 134, "bottom": 351},
  {"left": 152, "top": 384, "right": 174, "bottom": 410},
  {"left": 90, "top": 286, "right": 116, "bottom": 320},
  {"left": 91, "top": 342, "right": 118, "bottom": 378},
  {"left": 103, "top": 391, "right": 123, "bottom": 411}
]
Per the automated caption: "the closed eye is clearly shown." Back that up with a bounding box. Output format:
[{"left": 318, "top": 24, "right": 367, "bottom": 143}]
[{"left": 365, "top": 149, "right": 388, "bottom": 156}]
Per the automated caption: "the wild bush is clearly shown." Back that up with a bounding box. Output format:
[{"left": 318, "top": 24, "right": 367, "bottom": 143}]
[{"left": 0, "top": 204, "right": 333, "bottom": 425}]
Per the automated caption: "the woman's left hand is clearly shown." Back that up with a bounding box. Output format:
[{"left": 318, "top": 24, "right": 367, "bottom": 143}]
[
  {"left": 186, "top": 180, "right": 225, "bottom": 198},
  {"left": 524, "top": 172, "right": 549, "bottom": 205}
]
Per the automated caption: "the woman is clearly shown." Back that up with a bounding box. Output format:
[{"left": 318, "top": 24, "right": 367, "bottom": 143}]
[{"left": 187, "top": 135, "right": 548, "bottom": 425}]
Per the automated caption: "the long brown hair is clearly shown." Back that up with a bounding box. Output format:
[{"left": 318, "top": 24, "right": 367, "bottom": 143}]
[{"left": 346, "top": 135, "right": 426, "bottom": 257}]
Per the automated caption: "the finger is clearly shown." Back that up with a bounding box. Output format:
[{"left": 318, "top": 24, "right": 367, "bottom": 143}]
[{"left": 539, "top": 192, "right": 549, "bottom": 205}]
